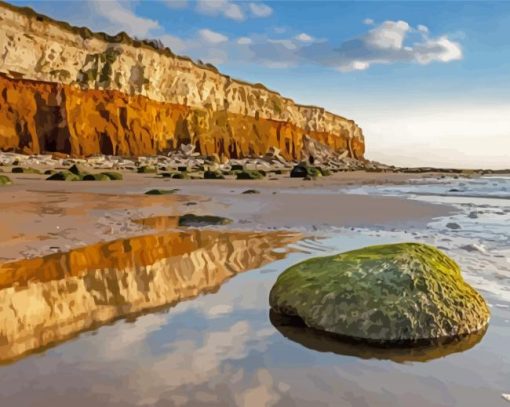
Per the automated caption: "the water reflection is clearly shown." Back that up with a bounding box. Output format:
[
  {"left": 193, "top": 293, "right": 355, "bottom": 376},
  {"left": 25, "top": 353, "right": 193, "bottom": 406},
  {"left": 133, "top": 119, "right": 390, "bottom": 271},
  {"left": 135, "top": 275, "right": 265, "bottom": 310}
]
[
  {"left": 270, "top": 310, "right": 487, "bottom": 363},
  {"left": 0, "top": 229, "right": 300, "bottom": 363}
]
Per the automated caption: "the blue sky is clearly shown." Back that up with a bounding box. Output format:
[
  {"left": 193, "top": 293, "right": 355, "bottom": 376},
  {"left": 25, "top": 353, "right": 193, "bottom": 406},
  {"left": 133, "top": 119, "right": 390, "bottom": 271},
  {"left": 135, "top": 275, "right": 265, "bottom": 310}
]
[{"left": 11, "top": 1, "right": 510, "bottom": 168}]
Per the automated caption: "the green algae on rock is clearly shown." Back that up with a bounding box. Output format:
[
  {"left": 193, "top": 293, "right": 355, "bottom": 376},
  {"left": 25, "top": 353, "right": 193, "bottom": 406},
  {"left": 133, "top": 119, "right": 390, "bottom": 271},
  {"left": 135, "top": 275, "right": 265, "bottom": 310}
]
[
  {"left": 46, "top": 170, "right": 80, "bottom": 181},
  {"left": 269, "top": 243, "right": 490, "bottom": 345},
  {"left": 0, "top": 175, "right": 12, "bottom": 185}
]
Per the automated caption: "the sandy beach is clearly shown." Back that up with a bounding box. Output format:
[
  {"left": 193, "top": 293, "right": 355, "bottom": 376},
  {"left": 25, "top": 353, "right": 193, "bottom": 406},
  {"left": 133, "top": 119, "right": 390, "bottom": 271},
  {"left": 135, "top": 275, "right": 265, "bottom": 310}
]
[{"left": 0, "top": 170, "right": 453, "bottom": 261}]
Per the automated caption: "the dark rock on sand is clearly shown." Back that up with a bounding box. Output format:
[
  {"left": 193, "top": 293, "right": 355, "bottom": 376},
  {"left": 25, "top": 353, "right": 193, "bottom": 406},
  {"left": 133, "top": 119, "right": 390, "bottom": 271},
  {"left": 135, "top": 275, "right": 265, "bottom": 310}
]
[
  {"left": 290, "top": 164, "right": 322, "bottom": 178},
  {"left": 236, "top": 170, "right": 265, "bottom": 180},
  {"left": 269, "top": 243, "right": 489, "bottom": 345},
  {"left": 11, "top": 167, "right": 41, "bottom": 174},
  {"left": 204, "top": 170, "right": 225, "bottom": 180},
  {"left": 145, "top": 189, "right": 179, "bottom": 195},
  {"left": 46, "top": 171, "right": 80, "bottom": 181},
  {"left": 242, "top": 189, "right": 260, "bottom": 194},
  {"left": 446, "top": 222, "right": 462, "bottom": 230},
  {"left": 178, "top": 214, "right": 232, "bottom": 227}
]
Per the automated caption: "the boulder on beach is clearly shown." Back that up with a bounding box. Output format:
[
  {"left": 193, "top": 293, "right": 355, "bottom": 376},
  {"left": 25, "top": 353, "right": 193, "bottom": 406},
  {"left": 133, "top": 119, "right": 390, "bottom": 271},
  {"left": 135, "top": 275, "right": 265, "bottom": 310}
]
[
  {"left": 269, "top": 243, "right": 490, "bottom": 345},
  {"left": 0, "top": 175, "right": 12, "bottom": 185},
  {"left": 290, "top": 164, "right": 322, "bottom": 178}
]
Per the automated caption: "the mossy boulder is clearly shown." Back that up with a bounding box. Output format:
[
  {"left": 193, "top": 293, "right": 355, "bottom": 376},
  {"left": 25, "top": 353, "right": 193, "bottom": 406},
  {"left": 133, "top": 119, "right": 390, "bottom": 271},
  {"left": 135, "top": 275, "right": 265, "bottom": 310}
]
[
  {"left": 236, "top": 170, "right": 265, "bottom": 180},
  {"left": 290, "top": 164, "right": 322, "bottom": 178},
  {"left": 68, "top": 164, "right": 87, "bottom": 176},
  {"left": 82, "top": 173, "right": 111, "bottom": 181},
  {"left": 137, "top": 166, "right": 157, "bottom": 174},
  {"left": 101, "top": 171, "right": 123, "bottom": 180},
  {"left": 178, "top": 214, "right": 232, "bottom": 227},
  {"left": 204, "top": 170, "right": 225, "bottom": 180},
  {"left": 269, "top": 243, "right": 490, "bottom": 345},
  {"left": 0, "top": 175, "right": 12, "bottom": 185},
  {"left": 11, "top": 167, "right": 41, "bottom": 174},
  {"left": 46, "top": 171, "right": 80, "bottom": 181}
]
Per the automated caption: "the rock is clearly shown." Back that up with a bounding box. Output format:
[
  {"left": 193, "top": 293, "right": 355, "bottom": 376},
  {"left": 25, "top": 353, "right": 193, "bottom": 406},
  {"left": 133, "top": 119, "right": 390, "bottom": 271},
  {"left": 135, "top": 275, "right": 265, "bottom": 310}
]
[
  {"left": 446, "top": 222, "right": 462, "bottom": 230},
  {"left": 11, "top": 167, "right": 41, "bottom": 174},
  {"left": 236, "top": 170, "right": 265, "bottom": 180},
  {"left": 82, "top": 173, "right": 110, "bottom": 181},
  {"left": 0, "top": 175, "right": 12, "bottom": 185},
  {"left": 178, "top": 214, "right": 232, "bottom": 227},
  {"left": 46, "top": 171, "right": 80, "bottom": 181},
  {"left": 468, "top": 211, "right": 479, "bottom": 219},
  {"left": 144, "top": 189, "right": 179, "bottom": 195},
  {"left": 100, "top": 171, "right": 123, "bottom": 180},
  {"left": 242, "top": 189, "right": 260, "bottom": 194},
  {"left": 179, "top": 144, "right": 196, "bottom": 157},
  {"left": 269, "top": 243, "right": 490, "bottom": 344},
  {"left": 204, "top": 170, "right": 225, "bottom": 180},
  {"left": 68, "top": 164, "right": 87, "bottom": 176},
  {"left": 290, "top": 164, "right": 321, "bottom": 178},
  {"left": 137, "top": 166, "right": 157, "bottom": 174}
]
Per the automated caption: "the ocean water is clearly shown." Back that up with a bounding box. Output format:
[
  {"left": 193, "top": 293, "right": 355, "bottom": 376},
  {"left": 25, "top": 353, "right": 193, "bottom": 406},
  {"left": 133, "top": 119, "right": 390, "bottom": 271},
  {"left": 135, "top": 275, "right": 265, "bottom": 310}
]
[{"left": 0, "top": 176, "right": 509, "bottom": 406}]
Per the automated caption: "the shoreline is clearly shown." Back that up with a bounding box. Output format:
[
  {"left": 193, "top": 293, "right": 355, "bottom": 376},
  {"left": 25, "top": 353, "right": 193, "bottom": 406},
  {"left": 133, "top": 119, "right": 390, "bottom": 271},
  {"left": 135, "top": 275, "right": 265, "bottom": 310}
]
[{"left": 0, "top": 170, "right": 455, "bottom": 262}]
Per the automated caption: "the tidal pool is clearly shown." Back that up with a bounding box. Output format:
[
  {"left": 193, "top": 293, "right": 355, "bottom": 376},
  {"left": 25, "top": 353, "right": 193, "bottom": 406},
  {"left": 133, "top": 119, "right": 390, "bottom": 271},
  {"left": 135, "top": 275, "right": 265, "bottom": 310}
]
[{"left": 0, "top": 231, "right": 508, "bottom": 407}]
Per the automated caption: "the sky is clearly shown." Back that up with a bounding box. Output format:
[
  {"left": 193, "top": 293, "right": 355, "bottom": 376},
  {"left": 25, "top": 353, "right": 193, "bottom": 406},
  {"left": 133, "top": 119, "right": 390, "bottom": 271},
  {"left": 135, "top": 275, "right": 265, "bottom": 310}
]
[{"left": 10, "top": 0, "right": 510, "bottom": 169}]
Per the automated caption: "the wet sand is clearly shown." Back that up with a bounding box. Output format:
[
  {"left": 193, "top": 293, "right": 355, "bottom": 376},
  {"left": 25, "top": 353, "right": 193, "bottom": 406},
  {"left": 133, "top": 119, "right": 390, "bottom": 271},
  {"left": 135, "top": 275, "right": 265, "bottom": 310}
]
[{"left": 0, "top": 171, "right": 453, "bottom": 261}]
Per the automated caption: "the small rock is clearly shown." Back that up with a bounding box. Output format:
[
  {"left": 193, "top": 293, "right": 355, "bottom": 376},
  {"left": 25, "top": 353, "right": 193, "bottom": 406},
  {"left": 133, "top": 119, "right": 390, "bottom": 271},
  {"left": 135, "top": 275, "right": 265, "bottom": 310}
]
[
  {"left": 242, "top": 189, "right": 260, "bottom": 194},
  {"left": 144, "top": 189, "right": 179, "bottom": 195},
  {"left": 446, "top": 222, "right": 462, "bottom": 230}
]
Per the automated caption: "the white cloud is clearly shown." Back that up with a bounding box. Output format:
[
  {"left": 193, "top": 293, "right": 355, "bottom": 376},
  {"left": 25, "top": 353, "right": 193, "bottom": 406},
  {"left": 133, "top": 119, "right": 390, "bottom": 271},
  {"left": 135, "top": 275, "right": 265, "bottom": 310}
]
[
  {"left": 164, "top": 0, "right": 188, "bottom": 9},
  {"left": 300, "top": 19, "right": 463, "bottom": 72},
  {"left": 295, "top": 33, "right": 313, "bottom": 42},
  {"left": 237, "top": 36, "right": 253, "bottom": 45},
  {"left": 363, "top": 18, "right": 374, "bottom": 25},
  {"left": 198, "top": 28, "right": 229, "bottom": 44},
  {"left": 90, "top": 0, "right": 160, "bottom": 37},
  {"left": 249, "top": 3, "right": 273, "bottom": 18},
  {"left": 417, "top": 24, "right": 429, "bottom": 33},
  {"left": 196, "top": 0, "right": 244, "bottom": 21}
]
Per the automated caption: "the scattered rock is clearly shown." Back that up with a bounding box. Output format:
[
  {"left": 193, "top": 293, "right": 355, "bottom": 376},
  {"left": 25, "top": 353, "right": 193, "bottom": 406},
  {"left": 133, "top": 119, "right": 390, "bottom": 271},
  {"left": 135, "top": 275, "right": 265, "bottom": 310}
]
[
  {"left": 269, "top": 243, "right": 490, "bottom": 344},
  {"left": 11, "top": 167, "right": 41, "bottom": 174},
  {"left": 0, "top": 175, "right": 12, "bottom": 185},
  {"left": 144, "top": 189, "right": 179, "bottom": 195},
  {"left": 446, "top": 222, "right": 462, "bottom": 230},
  {"left": 101, "top": 171, "right": 123, "bottom": 180},
  {"left": 178, "top": 214, "right": 232, "bottom": 227},
  {"left": 46, "top": 171, "right": 80, "bottom": 181},
  {"left": 204, "top": 170, "right": 225, "bottom": 180},
  {"left": 236, "top": 170, "right": 265, "bottom": 180},
  {"left": 137, "top": 166, "right": 157, "bottom": 174},
  {"left": 82, "top": 173, "right": 111, "bottom": 181},
  {"left": 290, "top": 164, "right": 322, "bottom": 178}
]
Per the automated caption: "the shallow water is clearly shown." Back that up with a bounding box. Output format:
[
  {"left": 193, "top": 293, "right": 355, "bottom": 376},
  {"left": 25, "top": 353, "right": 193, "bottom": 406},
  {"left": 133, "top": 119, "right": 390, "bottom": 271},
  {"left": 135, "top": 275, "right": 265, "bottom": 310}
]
[{"left": 0, "top": 179, "right": 509, "bottom": 406}]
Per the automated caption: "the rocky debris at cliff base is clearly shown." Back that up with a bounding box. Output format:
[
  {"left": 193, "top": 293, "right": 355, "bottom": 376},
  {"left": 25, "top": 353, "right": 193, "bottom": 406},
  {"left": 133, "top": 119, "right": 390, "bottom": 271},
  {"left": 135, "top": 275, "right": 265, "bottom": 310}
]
[
  {"left": 269, "top": 243, "right": 490, "bottom": 345},
  {"left": 2, "top": 151, "right": 508, "bottom": 179},
  {"left": 0, "top": 175, "right": 12, "bottom": 185}
]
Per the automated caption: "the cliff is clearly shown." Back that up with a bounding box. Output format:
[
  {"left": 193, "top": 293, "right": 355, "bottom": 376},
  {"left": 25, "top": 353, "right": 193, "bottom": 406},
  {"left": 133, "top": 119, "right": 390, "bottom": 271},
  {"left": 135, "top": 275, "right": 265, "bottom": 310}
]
[{"left": 0, "top": 1, "right": 365, "bottom": 159}]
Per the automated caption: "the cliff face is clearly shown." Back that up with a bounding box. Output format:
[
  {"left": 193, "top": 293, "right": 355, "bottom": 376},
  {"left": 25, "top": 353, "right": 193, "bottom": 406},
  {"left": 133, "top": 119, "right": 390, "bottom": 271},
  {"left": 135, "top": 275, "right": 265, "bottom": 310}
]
[{"left": 0, "top": 2, "right": 365, "bottom": 159}]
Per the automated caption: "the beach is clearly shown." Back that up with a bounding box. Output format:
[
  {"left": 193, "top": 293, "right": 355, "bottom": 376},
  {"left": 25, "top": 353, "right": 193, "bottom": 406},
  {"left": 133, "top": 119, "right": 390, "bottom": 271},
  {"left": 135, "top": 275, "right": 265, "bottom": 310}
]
[{"left": 0, "top": 169, "right": 509, "bottom": 406}]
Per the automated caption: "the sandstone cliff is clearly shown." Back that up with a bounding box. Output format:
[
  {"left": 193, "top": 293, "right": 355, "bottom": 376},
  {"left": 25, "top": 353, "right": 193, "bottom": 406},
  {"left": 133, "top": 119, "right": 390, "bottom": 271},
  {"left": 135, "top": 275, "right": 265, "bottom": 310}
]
[{"left": 0, "top": 1, "right": 365, "bottom": 159}]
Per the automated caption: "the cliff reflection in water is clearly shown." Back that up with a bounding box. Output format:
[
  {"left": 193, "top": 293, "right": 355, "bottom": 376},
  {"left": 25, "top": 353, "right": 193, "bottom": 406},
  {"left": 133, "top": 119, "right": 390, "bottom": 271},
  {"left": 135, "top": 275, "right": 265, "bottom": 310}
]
[{"left": 0, "top": 229, "right": 299, "bottom": 363}]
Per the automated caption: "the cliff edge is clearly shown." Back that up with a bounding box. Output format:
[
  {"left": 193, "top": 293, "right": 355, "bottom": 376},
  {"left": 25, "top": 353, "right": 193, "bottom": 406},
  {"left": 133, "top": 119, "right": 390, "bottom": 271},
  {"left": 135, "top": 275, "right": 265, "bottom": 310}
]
[{"left": 0, "top": 1, "right": 365, "bottom": 159}]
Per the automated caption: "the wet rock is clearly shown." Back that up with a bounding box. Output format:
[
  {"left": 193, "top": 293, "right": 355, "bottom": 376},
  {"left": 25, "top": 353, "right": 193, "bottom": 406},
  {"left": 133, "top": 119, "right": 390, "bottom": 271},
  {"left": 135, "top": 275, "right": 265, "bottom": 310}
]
[
  {"left": 68, "top": 164, "right": 87, "bottom": 176},
  {"left": 46, "top": 171, "right": 80, "bottom": 181},
  {"left": 468, "top": 211, "right": 479, "bottom": 219},
  {"left": 137, "top": 166, "right": 157, "bottom": 174},
  {"left": 11, "top": 167, "right": 41, "bottom": 174},
  {"left": 101, "top": 171, "right": 123, "bottom": 180},
  {"left": 236, "top": 170, "right": 264, "bottom": 180},
  {"left": 269, "top": 243, "right": 490, "bottom": 344},
  {"left": 290, "top": 164, "right": 322, "bottom": 178},
  {"left": 446, "top": 222, "right": 462, "bottom": 230},
  {"left": 178, "top": 214, "right": 232, "bottom": 227},
  {"left": 82, "top": 173, "right": 110, "bottom": 181},
  {"left": 242, "top": 189, "right": 260, "bottom": 194},
  {"left": 144, "top": 189, "right": 179, "bottom": 195},
  {"left": 204, "top": 170, "right": 225, "bottom": 180},
  {"left": 0, "top": 175, "right": 12, "bottom": 185}
]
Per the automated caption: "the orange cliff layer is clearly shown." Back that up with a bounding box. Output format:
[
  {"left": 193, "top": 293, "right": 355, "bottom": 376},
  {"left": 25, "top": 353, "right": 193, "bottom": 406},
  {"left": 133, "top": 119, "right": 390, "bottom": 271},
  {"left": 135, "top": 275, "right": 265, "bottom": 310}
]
[{"left": 0, "top": 1, "right": 365, "bottom": 159}]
